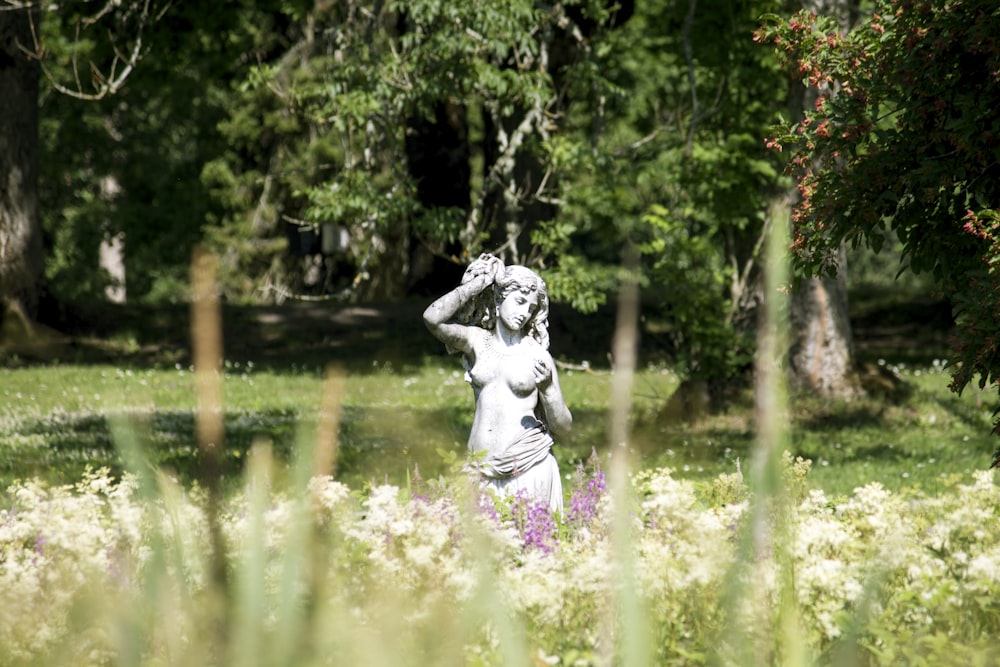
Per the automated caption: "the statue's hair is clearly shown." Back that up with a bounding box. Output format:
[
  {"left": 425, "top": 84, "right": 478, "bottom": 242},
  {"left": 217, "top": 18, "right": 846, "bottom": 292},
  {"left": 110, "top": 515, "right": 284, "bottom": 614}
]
[{"left": 453, "top": 261, "right": 550, "bottom": 351}]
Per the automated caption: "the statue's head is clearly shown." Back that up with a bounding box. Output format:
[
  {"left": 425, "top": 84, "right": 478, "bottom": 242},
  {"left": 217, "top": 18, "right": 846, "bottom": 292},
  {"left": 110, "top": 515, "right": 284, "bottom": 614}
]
[{"left": 494, "top": 265, "right": 549, "bottom": 349}]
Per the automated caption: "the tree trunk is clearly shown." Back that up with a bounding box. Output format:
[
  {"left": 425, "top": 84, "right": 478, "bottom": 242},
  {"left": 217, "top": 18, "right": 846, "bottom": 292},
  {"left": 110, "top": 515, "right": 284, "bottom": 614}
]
[
  {"left": 0, "top": 7, "right": 43, "bottom": 324},
  {"left": 788, "top": 247, "right": 859, "bottom": 397},
  {"left": 783, "top": 0, "right": 859, "bottom": 398}
]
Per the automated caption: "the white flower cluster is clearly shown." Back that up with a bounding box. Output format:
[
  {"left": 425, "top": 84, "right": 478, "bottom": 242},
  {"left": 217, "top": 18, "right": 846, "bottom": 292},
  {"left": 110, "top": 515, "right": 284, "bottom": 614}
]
[
  {"left": 636, "top": 469, "right": 743, "bottom": 594},
  {"left": 1, "top": 464, "right": 998, "bottom": 665},
  {"left": 0, "top": 470, "right": 144, "bottom": 663}
]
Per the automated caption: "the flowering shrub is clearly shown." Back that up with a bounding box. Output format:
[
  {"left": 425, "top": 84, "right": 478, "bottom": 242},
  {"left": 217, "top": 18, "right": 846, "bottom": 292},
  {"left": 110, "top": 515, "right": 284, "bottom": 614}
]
[
  {"left": 1, "top": 459, "right": 999, "bottom": 665},
  {"left": 756, "top": 0, "right": 1000, "bottom": 423}
]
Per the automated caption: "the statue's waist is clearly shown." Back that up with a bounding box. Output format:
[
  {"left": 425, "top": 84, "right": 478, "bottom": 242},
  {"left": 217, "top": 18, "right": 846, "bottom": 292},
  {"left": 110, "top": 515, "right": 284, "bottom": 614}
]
[{"left": 468, "top": 422, "right": 552, "bottom": 479}]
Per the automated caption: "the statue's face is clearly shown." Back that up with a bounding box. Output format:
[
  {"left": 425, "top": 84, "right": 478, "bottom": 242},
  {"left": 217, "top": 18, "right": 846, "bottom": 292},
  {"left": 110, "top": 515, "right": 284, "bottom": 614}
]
[{"left": 497, "top": 286, "right": 539, "bottom": 333}]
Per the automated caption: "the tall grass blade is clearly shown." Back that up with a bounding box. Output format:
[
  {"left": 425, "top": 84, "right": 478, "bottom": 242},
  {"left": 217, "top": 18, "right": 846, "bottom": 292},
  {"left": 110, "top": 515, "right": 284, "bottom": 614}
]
[
  {"left": 191, "top": 247, "right": 226, "bottom": 485},
  {"left": 106, "top": 414, "right": 154, "bottom": 667},
  {"left": 607, "top": 244, "right": 652, "bottom": 667},
  {"left": 469, "top": 506, "right": 530, "bottom": 667},
  {"left": 107, "top": 413, "right": 205, "bottom": 666},
  {"left": 314, "top": 365, "right": 345, "bottom": 478},
  {"left": 754, "top": 200, "right": 806, "bottom": 667},
  {"left": 710, "top": 199, "right": 808, "bottom": 667},
  {"left": 231, "top": 441, "right": 273, "bottom": 667},
  {"left": 268, "top": 368, "right": 337, "bottom": 665},
  {"left": 191, "top": 246, "right": 229, "bottom": 661}
]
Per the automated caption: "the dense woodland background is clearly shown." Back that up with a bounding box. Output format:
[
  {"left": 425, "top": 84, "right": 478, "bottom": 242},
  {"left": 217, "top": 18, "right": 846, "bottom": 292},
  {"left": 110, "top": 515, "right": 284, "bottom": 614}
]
[{"left": 2, "top": 0, "right": 998, "bottom": 420}]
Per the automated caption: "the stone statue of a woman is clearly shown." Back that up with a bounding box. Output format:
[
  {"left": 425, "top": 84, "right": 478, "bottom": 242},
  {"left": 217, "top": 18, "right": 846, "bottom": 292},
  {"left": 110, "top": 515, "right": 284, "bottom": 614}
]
[{"left": 423, "top": 253, "right": 572, "bottom": 512}]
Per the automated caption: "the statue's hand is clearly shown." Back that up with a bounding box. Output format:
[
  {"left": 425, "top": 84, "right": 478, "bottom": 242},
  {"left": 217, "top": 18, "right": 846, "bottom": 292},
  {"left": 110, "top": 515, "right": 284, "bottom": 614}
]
[
  {"left": 482, "top": 254, "right": 504, "bottom": 282},
  {"left": 462, "top": 267, "right": 492, "bottom": 294},
  {"left": 462, "top": 254, "right": 503, "bottom": 291},
  {"left": 533, "top": 356, "right": 553, "bottom": 387}
]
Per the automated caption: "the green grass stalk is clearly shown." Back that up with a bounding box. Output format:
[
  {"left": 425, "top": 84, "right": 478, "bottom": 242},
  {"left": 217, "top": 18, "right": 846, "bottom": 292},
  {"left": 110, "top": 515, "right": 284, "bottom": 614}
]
[
  {"left": 607, "top": 246, "right": 653, "bottom": 666},
  {"left": 191, "top": 246, "right": 230, "bottom": 663},
  {"left": 230, "top": 441, "right": 271, "bottom": 667}
]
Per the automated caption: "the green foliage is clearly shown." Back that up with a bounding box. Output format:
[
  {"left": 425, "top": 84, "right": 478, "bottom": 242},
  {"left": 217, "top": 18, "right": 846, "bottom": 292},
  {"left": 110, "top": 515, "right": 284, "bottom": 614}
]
[
  {"left": 42, "top": 185, "right": 115, "bottom": 303},
  {"left": 640, "top": 203, "right": 746, "bottom": 378},
  {"left": 38, "top": 1, "right": 267, "bottom": 303},
  {"left": 846, "top": 227, "right": 935, "bottom": 296},
  {"left": 30, "top": 0, "right": 793, "bottom": 386},
  {"left": 190, "top": 0, "right": 790, "bottom": 385},
  {"left": 201, "top": 0, "right": 567, "bottom": 300},
  {"left": 541, "top": 0, "right": 787, "bottom": 381},
  {"left": 536, "top": 253, "right": 617, "bottom": 313},
  {"left": 758, "top": 0, "right": 1000, "bottom": 419},
  {"left": 951, "top": 209, "right": 1000, "bottom": 396}
]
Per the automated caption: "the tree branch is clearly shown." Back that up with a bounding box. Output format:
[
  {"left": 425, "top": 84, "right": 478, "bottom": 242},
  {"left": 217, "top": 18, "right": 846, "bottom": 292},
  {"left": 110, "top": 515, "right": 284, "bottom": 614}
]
[{"left": 9, "top": 0, "right": 169, "bottom": 101}]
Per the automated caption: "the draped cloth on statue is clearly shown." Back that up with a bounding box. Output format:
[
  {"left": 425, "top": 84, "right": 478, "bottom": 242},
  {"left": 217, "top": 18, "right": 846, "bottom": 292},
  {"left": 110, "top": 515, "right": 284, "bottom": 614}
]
[{"left": 467, "top": 421, "right": 563, "bottom": 514}]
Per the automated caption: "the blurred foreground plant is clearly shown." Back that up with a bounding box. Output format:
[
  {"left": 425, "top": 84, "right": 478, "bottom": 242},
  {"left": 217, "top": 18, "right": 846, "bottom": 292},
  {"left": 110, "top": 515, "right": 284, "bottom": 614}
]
[{"left": 2, "top": 435, "right": 1000, "bottom": 665}]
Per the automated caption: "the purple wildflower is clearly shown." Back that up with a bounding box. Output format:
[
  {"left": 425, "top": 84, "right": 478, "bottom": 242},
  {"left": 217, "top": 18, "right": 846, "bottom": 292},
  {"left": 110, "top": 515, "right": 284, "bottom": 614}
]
[
  {"left": 510, "top": 490, "right": 557, "bottom": 554},
  {"left": 566, "top": 455, "right": 607, "bottom": 531},
  {"left": 476, "top": 490, "right": 499, "bottom": 524},
  {"left": 31, "top": 533, "right": 47, "bottom": 567},
  {"left": 33, "top": 533, "right": 47, "bottom": 556}
]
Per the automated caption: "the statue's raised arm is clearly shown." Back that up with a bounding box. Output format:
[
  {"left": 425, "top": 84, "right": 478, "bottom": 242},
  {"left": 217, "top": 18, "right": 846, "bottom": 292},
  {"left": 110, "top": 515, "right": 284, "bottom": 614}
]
[
  {"left": 422, "top": 254, "right": 504, "bottom": 355},
  {"left": 424, "top": 254, "right": 571, "bottom": 513}
]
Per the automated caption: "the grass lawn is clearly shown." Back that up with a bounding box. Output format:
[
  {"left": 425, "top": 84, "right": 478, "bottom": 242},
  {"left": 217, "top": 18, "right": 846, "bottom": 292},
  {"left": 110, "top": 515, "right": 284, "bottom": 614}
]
[
  {"left": 639, "top": 362, "right": 996, "bottom": 497},
  {"left": 0, "top": 359, "right": 678, "bottom": 494},
  {"left": 1, "top": 298, "right": 995, "bottom": 501},
  {"left": 0, "top": 292, "right": 995, "bottom": 499}
]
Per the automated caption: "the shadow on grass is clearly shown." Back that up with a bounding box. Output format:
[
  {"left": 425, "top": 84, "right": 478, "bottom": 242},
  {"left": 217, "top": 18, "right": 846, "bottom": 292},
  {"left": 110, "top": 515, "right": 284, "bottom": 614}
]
[
  {"left": 629, "top": 378, "right": 989, "bottom": 481},
  {"left": 926, "top": 387, "right": 994, "bottom": 432},
  {"left": 850, "top": 297, "right": 953, "bottom": 368},
  {"left": 796, "top": 404, "right": 889, "bottom": 432},
  {"left": 4, "top": 405, "right": 612, "bottom": 492}
]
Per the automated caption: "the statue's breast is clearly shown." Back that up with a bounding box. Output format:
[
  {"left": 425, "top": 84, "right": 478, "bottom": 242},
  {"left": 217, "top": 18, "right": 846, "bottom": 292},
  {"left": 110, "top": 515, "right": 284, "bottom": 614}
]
[{"left": 469, "top": 343, "right": 536, "bottom": 397}]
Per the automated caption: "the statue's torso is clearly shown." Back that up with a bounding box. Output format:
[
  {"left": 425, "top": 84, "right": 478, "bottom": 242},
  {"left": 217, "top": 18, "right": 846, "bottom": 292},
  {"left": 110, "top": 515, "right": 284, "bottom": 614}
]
[{"left": 467, "top": 333, "right": 540, "bottom": 454}]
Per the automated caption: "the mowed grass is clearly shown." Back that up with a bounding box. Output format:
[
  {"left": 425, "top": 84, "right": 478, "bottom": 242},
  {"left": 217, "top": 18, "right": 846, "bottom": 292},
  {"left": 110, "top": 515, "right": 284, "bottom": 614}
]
[
  {"left": 0, "top": 358, "right": 674, "bottom": 493},
  {"left": 1, "top": 351, "right": 995, "bottom": 500},
  {"left": 639, "top": 362, "right": 997, "bottom": 497}
]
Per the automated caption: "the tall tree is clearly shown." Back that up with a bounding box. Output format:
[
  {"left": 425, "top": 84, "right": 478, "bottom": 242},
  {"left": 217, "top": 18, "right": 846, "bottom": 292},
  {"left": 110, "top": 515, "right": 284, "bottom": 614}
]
[
  {"left": 787, "top": 243, "right": 857, "bottom": 396},
  {"left": 0, "top": 5, "right": 42, "bottom": 325},
  {"left": 783, "top": 0, "right": 860, "bottom": 398},
  {"left": 39, "top": 2, "right": 260, "bottom": 305},
  {"left": 1, "top": 0, "right": 167, "bottom": 319},
  {"left": 197, "top": 0, "right": 795, "bottom": 402},
  {"left": 203, "top": 1, "right": 623, "bottom": 302},
  {"left": 539, "top": 0, "right": 791, "bottom": 404}
]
